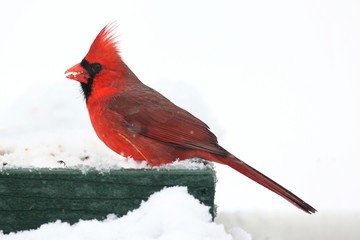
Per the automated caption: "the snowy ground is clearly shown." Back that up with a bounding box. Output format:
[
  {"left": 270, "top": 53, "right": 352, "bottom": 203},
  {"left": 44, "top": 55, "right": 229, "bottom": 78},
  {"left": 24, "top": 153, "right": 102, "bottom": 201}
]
[{"left": 1, "top": 0, "right": 360, "bottom": 239}]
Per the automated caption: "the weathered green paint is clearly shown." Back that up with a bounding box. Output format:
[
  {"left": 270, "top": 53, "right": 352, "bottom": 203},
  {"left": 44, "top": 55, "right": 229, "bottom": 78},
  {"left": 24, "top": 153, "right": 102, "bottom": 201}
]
[{"left": 0, "top": 168, "right": 216, "bottom": 233}]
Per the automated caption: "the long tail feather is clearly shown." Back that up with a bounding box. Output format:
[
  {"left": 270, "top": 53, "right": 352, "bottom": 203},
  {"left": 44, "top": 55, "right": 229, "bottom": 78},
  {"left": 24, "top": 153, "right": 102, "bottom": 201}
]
[{"left": 221, "top": 155, "right": 317, "bottom": 214}]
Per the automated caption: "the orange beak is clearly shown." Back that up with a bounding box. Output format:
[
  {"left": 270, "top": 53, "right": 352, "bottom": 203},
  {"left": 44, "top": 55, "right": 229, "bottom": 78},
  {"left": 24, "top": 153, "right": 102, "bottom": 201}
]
[{"left": 65, "top": 63, "right": 89, "bottom": 83}]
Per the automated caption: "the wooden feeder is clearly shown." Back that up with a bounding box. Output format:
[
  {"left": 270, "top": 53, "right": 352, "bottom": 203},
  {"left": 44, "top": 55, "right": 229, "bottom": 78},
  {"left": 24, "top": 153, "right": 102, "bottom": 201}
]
[{"left": 0, "top": 167, "right": 216, "bottom": 233}]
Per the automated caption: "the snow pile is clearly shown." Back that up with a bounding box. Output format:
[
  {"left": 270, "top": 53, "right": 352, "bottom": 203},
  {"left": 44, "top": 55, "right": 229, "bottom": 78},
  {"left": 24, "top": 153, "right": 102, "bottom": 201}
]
[{"left": 0, "top": 187, "right": 251, "bottom": 240}]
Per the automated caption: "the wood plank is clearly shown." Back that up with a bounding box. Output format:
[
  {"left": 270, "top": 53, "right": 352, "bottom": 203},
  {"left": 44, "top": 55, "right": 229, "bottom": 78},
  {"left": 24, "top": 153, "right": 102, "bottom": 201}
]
[{"left": 0, "top": 168, "right": 216, "bottom": 233}]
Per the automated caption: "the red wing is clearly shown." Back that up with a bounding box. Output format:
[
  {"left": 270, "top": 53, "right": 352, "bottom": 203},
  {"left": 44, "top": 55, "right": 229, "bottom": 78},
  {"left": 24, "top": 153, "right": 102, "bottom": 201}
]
[{"left": 107, "top": 89, "right": 227, "bottom": 156}]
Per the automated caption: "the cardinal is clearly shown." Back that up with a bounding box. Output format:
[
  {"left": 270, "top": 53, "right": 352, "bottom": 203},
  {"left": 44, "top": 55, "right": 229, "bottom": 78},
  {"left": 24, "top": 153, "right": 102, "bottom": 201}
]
[{"left": 65, "top": 24, "right": 316, "bottom": 214}]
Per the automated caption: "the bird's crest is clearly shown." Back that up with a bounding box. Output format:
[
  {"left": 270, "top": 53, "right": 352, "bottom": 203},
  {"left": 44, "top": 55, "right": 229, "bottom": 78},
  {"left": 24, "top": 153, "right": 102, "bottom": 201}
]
[{"left": 84, "top": 23, "right": 122, "bottom": 66}]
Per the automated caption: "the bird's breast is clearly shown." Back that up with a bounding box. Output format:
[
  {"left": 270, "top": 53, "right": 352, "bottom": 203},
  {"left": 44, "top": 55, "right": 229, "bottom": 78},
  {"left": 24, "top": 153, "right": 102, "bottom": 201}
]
[{"left": 86, "top": 102, "right": 144, "bottom": 159}]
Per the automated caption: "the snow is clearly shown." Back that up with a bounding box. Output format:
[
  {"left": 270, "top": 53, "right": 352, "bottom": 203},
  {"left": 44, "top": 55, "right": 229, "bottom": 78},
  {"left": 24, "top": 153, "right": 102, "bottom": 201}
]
[{"left": 0, "top": 187, "right": 250, "bottom": 240}]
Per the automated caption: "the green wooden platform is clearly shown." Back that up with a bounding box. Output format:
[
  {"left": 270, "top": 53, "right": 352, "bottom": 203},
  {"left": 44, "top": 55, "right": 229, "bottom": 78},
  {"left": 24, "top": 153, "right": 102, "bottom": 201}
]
[{"left": 0, "top": 168, "right": 216, "bottom": 233}]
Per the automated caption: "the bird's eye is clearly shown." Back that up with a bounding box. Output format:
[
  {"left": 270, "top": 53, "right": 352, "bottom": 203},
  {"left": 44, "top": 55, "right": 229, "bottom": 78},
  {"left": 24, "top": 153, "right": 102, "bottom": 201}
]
[{"left": 91, "top": 63, "right": 102, "bottom": 74}]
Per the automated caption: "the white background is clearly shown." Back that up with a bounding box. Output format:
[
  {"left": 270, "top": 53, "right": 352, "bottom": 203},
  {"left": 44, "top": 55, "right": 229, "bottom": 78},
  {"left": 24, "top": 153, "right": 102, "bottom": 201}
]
[{"left": 1, "top": 0, "right": 359, "bottom": 239}]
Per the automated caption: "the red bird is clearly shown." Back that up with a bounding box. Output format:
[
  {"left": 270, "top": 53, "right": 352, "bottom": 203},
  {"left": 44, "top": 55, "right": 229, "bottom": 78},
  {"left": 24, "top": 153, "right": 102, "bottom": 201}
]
[{"left": 65, "top": 24, "right": 316, "bottom": 214}]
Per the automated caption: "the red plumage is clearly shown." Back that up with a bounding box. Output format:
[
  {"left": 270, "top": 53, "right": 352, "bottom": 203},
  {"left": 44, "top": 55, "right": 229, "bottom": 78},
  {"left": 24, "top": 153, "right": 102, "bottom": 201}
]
[{"left": 65, "top": 24, "right": 316, "bottom": 214}]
